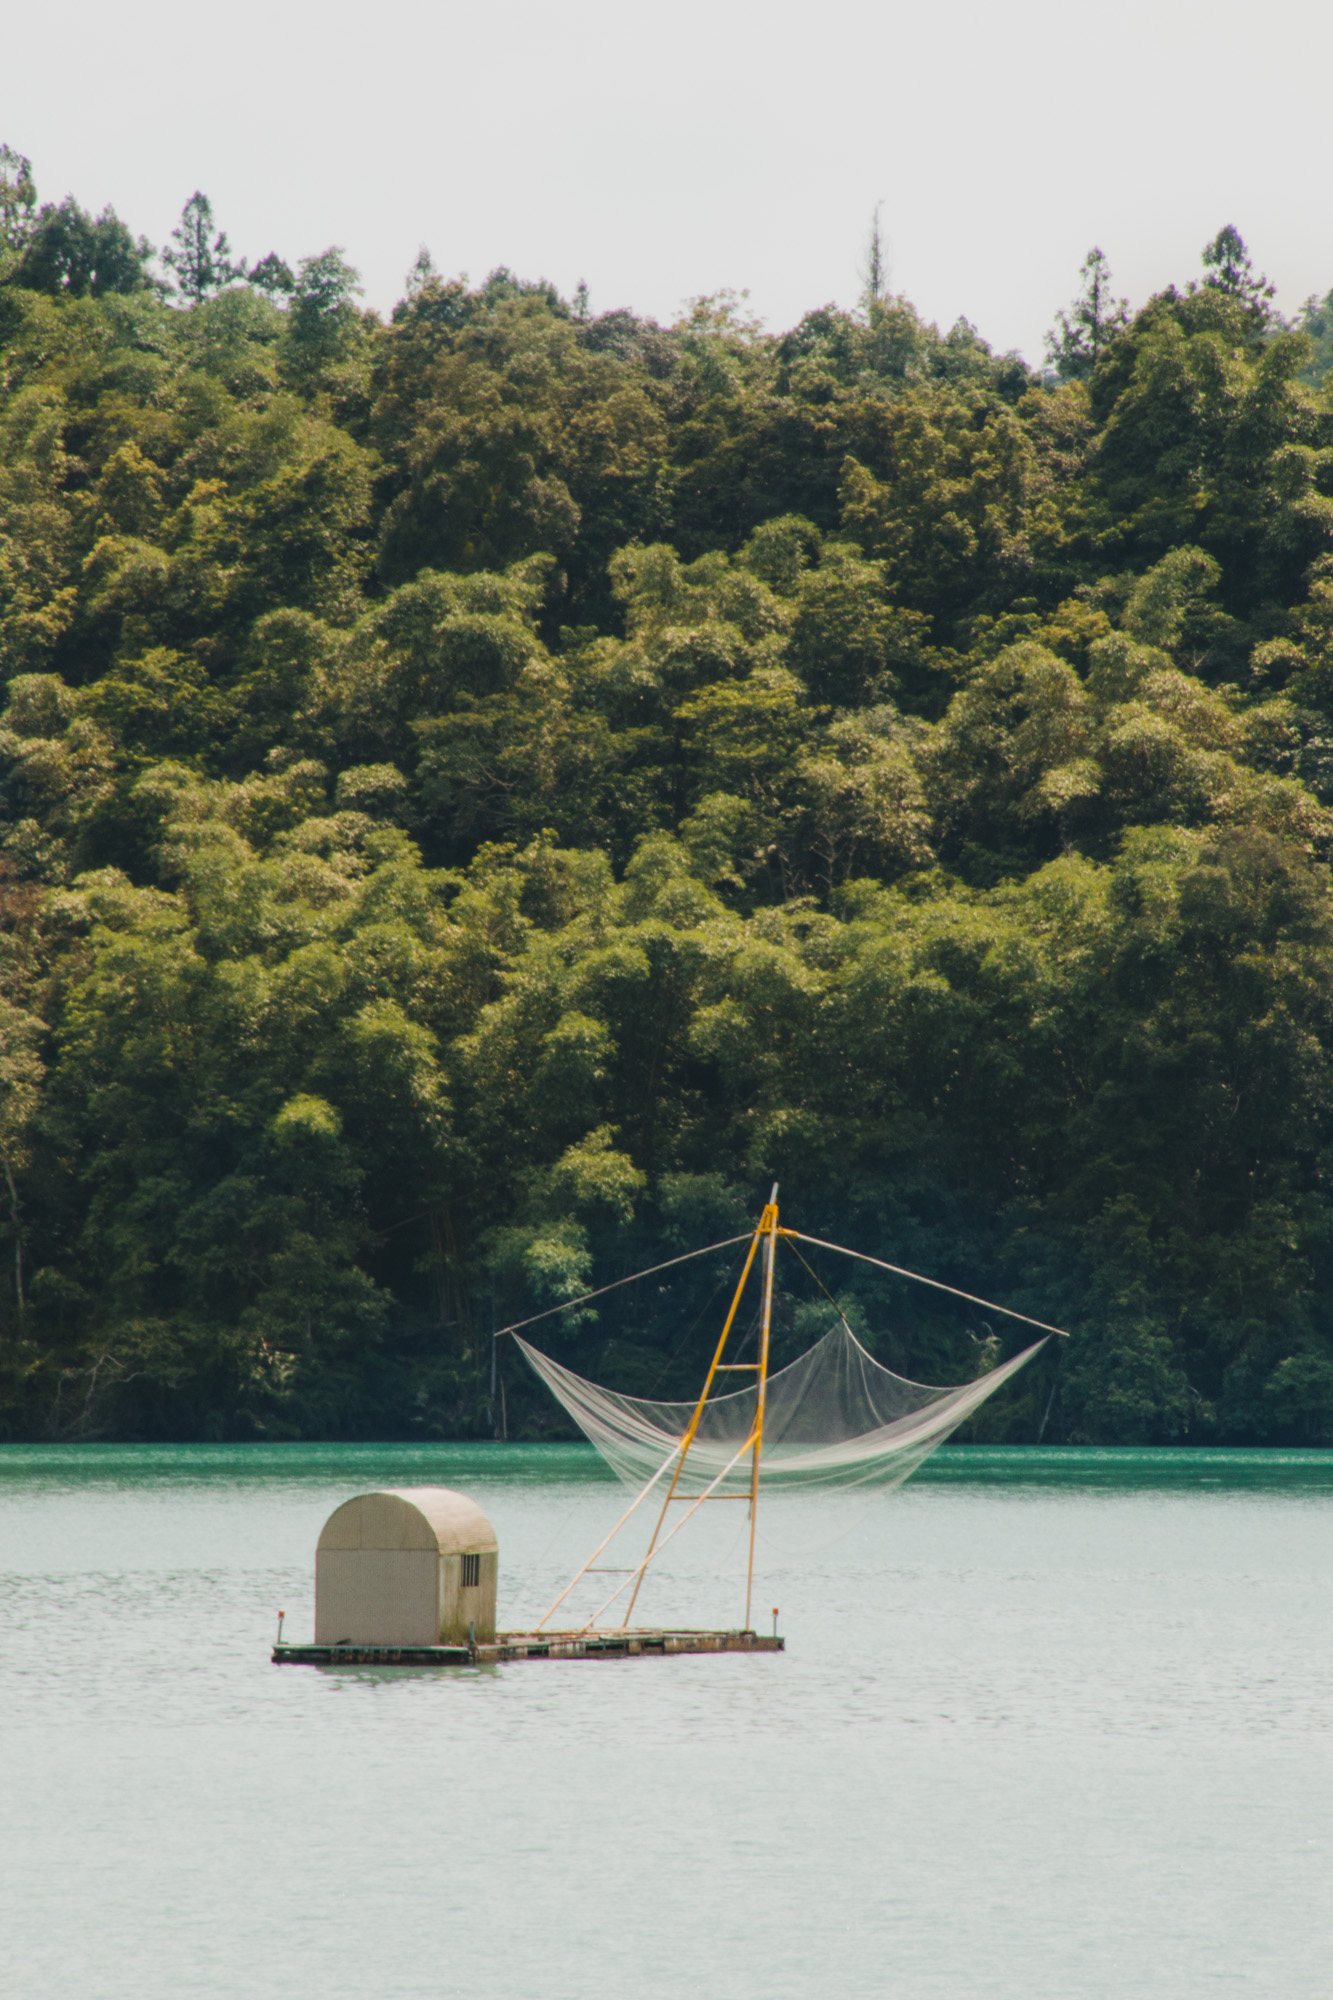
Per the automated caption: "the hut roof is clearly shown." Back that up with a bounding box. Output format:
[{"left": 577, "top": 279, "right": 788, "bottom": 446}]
[{"left": 317, "top": 1487, "right": 498, "bottom": 1556}]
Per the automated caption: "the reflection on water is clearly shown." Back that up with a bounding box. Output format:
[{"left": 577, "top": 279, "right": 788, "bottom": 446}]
[{"left": 3, "top": 1443, "right": 1332, "bottom": 1998}]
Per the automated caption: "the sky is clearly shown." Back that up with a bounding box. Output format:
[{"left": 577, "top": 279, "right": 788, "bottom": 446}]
[{"left": 4, "top": 0, "right": 1332, "bottom": 364}]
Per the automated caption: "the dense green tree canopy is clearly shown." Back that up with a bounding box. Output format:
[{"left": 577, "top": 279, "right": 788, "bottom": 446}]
[{"left": 2, "top": 171, "right": 1333, "bottom": 1446}]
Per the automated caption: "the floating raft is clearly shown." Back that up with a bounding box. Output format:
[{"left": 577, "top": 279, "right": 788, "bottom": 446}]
[{"left": 273, "top": 1627, "right": 784, "bottom": 1667}]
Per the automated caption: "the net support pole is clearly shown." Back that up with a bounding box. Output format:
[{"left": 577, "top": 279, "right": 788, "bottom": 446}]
[
  {"left": 532, "top": 1436, "right": 685, "bottom": 1632},
  {"left": 586, "top": 1433, "right": 758, "bottom": 1633},
  {"left": 744, "top": 1184, "right": 779, "bottom": 1633},
  {"left": 622, "top": 1202, "right": 769, "bottom": 1626}
]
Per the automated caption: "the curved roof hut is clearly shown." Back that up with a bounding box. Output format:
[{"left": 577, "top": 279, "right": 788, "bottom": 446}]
[{"left": 315, "top": 1488, "right": 498, "bottom": 1647}]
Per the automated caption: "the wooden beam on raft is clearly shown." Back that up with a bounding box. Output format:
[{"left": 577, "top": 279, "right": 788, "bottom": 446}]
[{"left": 273, "top": 1629, "right": 785, "bottom": 1666}]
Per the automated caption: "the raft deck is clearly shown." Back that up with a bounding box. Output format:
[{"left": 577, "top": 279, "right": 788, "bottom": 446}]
[{"left": 273, "top": 1628, "right": 784, "bottom": 1666}]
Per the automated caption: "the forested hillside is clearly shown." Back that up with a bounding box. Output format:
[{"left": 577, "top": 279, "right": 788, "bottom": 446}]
[{"left": 4, "top": 153, "right": 1333, "bottom": 1444}]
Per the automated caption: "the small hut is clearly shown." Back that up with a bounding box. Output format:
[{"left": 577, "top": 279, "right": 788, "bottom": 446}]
[{"left": 315, "top": 1488, "right": 498, "bottom": 1647}]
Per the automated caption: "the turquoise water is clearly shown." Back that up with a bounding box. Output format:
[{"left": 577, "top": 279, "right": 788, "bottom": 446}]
[{"left": 3, "top": 1443, "right": 1332, "bottom": 1997}]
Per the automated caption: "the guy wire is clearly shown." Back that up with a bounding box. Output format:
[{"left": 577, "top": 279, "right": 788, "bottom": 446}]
[
  {"left": 492, "top": 1233, "right": 753, "bottom": 1340},
  {"left": 784, "top": 1232, "right": 1071, "bottom": 1339},
  {"left": 782, "top": 1236, "right": 855, "bottom": 1329}
]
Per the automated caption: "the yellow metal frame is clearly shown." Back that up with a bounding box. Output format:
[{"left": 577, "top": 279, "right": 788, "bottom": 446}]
[
  {"left": 537, "top": 1186, "right": 781, "bottom": 1636},
  {"left": 522, "top": 1190, "right": 1071, "bottom": 1637}
]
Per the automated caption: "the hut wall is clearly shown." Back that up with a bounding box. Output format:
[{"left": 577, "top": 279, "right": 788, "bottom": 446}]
[
  {"left": 439, "top": 1549, "right": 498, "bottom": 1645},
  {"left": 316, "top": 1548, "right": 442, "bottom": 1646}
]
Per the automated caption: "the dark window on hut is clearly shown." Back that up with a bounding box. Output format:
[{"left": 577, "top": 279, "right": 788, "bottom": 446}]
[{"left": 461, "top": 1554, "right": 481, "bottom": 1587}]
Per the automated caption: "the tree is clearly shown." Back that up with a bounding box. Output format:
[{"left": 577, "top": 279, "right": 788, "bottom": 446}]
[
  {"left": 164, "top": 191, "right": 242, "bottom": 303},
  {"left": 1199, "top": 224, "right": 1275, "bottom": 325},
  {"left": 6, "top": 196, "right": 156, "bottom": 296},
  {"left": 283, "top": 247, "right": 363, "bottom": 378},
  {"left": 0, "top": 145, "right": 36, "bottom": 267},
  {"left": 1086, "top": 287, "right": 1324, "bottom": 606},
  {"left": 837, "top": 387, "right": 1044, "bottom": 629},
  {"left": 1046, "top": 247, "right": 1130, "bottom": 380},
  {"left": 1295, "top": 287, "right": 1333, "bottom": 385},
  {"left": 860, "top": 203, "right": 889, "bottom": 313},
  {"left": 405, "top": 247, "right": 436, "bottom": 298},
  {"left": 248, "top": 251, "right": 295, "bottom": 298}
]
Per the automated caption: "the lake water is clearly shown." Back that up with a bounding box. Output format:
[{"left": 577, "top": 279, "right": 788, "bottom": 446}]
[{"left": 3, "top": 1443, "right": 1331, "bottom": 1998}]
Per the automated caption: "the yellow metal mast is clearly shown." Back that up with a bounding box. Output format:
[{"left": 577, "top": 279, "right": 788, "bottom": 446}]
[
  {"left": 744, "top": 1186, "right": 778, "bottom": 1631},
  {"left": 620, "top": 1185, "right": 779, "bottom": 1630}
]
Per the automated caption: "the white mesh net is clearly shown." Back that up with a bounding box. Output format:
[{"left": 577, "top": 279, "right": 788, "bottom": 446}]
[{"left": 516, "top": 1321, "right": 1046, "bottom": 1494}]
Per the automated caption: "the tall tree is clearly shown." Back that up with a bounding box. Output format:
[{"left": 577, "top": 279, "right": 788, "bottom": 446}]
[
  {"left": 1199, "top": 224, "right": 1275, "bottom": 325},
  {"left": 405, "top": 246, "right": 436, "bottom": 298},
  {"left": 860, "top": 202, "right": 889, "bottom": 313},
  {"left": 1046, "top": 247, "right": 1130, "bottom": 380},
  {"left": 283, "top": 247, "right": 363, "bottom": 376},
  {"left": 164, "top": 191, "right": 242, "bottom": 303}
]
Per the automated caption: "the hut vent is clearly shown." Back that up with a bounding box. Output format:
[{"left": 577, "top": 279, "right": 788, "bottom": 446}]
[{"left": 314, "top": 1487, "right": 498, "bottom": 1647}]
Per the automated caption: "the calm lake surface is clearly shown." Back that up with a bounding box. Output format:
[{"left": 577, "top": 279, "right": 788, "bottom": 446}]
[{"left": 3, "top": 1442, "right": 1331, "bottom": 1998}]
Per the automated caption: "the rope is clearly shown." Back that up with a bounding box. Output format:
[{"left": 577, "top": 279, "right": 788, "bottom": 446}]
[
  {"left": 491, "top": 1233, "right": 754, "bottom": 1341},
  {"left": 782, "top": 1236, "right": 857, "bottom": 1328},
  {"left": 782, "top": 1232, "right": 1071, "bottom": 1339}
]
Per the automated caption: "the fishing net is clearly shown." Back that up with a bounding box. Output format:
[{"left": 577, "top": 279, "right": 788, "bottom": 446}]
[{"left": 515, "top": 1321, "right": 1046, "bottom": 1495}]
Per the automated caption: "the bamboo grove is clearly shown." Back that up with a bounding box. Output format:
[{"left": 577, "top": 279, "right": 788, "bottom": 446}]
[{"left": 3, "top": 156, "right": 1333, "bottom": 1443}]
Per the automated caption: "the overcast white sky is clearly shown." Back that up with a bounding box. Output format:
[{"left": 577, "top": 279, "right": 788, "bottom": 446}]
[{"left": 5, "top": 0, "right": 1331, "bottom": 364}]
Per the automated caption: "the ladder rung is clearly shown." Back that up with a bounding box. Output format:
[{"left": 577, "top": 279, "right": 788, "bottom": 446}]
[
  {"left": 715, "top": 1364, "right": 760, "bottom": 1371},
  {"left": 667, "top": 1492, "right": 752, "bottom": 1500}
]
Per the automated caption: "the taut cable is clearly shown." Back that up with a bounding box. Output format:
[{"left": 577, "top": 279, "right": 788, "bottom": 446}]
[
  {"left": 782, "top": 1232, "right": 1070, "bottom": 1339},
  {"left": 491, "top": 1234, "right": 753, "bottom": 1341}
]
